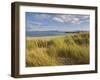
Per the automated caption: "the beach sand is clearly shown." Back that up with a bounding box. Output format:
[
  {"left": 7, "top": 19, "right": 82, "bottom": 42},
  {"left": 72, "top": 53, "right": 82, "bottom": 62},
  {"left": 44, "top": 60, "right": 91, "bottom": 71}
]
[{"left": 26, "top": 35, "right": 66, "bottom": 40}]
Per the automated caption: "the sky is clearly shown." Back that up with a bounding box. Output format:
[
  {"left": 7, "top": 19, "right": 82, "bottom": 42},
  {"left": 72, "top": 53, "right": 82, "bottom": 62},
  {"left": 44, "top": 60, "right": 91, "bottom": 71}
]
[{"left": 26, "top": 12, "right": 90, "bottom": 32}]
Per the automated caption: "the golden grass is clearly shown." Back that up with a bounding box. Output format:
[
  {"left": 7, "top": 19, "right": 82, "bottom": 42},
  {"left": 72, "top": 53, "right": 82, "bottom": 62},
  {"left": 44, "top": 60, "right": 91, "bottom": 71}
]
[{"left": 26, "top": 32, "right": 89, "bottom": 67}]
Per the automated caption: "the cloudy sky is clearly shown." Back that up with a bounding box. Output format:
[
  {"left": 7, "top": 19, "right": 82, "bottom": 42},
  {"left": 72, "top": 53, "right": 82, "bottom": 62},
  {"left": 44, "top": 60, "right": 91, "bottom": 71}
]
[{"left": 26, "top": 12, "right": 90, "bottom": 32}]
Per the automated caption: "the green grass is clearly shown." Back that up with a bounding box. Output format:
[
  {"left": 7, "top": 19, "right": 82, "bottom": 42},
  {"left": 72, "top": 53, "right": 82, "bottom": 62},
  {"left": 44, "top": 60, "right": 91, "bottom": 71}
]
[{"left": 26, "top": 32, "right": 89, "bottom": 67}]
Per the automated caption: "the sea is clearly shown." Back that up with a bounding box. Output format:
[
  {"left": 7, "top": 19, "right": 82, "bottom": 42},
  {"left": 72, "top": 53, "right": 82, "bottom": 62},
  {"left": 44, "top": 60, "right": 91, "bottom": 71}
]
[{"left": 26, "top": 31, "right": 68, "bottom": 37}]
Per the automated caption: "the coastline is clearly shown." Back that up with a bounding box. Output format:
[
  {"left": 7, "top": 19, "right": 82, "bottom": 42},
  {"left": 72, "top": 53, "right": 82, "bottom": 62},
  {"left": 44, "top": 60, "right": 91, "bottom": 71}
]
[{"left": 26, "top": 35, "right": 66, "bottom": 40}]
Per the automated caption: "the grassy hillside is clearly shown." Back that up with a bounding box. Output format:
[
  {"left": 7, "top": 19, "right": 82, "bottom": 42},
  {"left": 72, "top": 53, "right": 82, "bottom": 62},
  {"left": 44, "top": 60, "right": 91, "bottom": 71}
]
[{"left": 26, "top": 32, "right": 89, "bottom": 67}]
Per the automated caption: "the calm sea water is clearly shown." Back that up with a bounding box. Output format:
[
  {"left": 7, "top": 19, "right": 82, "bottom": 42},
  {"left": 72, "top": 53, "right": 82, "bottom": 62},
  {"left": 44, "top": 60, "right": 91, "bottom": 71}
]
[{"left": 26, "top": 31, "right": 68, "bottom": 37}]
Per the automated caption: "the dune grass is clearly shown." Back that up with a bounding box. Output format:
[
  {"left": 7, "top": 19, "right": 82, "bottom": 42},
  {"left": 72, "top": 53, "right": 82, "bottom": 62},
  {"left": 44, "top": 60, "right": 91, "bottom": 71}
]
[{"left": 26, "top": 32, "right": 89, "bottom": 67}]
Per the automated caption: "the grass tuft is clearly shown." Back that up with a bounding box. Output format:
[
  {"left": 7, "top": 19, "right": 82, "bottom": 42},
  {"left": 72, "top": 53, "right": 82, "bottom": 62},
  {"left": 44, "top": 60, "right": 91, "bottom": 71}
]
[{"left": 26, "top": 32, "right": 89, "bottom": 67}]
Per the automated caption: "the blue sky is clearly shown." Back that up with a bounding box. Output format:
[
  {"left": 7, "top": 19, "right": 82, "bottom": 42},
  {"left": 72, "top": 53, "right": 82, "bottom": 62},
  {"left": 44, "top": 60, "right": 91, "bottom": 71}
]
[{"left": 26, "top": 12, "right": 90, "bottom": 32}]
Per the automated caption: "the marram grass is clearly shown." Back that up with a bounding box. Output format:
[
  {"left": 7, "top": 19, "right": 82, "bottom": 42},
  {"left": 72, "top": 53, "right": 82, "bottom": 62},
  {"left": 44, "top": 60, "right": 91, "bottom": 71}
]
[{"left": 26, "top": 32, "right": 89, "bottom": 67}]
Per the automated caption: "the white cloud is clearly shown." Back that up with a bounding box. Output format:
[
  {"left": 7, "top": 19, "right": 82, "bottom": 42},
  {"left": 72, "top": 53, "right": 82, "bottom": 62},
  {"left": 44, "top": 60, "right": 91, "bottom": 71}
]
[
  {"left": 26, "top": 25, "right": 43, "bottom": 31},
  {"left": 71, "top": 17, "right": 80, "bottom": 24},
  {"left": 32, "top": 13, "right": 89, "bottom": 25},
  {"left": 82, "top": 15, "right": 89, "bottom": 19},
  {"left": 52, "top": 15, "right": 81, "bottom": 24},
  {"left": 34, "top": 14, "right": 50, "bottom": 20},
  {"left": 53, "top": 17, "right": 64, "bottom": 23},
  {"left": 32, "top": 21, "right": 42, "bottom": 26}
]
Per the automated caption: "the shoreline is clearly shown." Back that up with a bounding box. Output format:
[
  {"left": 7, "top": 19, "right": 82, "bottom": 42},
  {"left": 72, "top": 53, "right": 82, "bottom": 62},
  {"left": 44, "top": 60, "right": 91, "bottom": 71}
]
[{"left": 26, "top": 35, "right": 66, "bottom": 40}]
